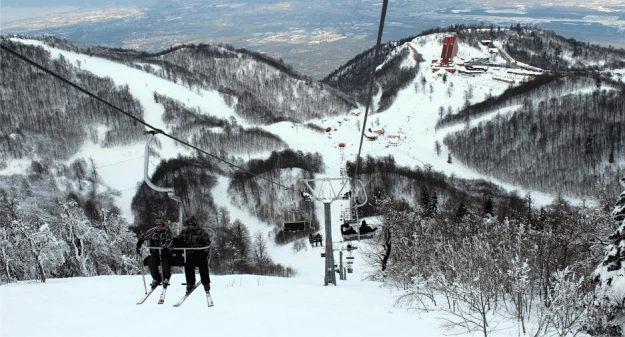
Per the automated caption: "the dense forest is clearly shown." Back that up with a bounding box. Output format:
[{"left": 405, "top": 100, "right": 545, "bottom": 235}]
[
  {"left": 345, "top": 155, "right": 529, "bottom": 221},
  {"left": 10, "top": 35, "right": 358, "bottom": 124},
  {"left": 157, "top": 93, "right": 288, "bottom": 157},
  {"left": 443, "top": 75, "right": 625, "bottom": 197},
  {"left": 0, "top": 40, "right": 145, "bottom": 163}
]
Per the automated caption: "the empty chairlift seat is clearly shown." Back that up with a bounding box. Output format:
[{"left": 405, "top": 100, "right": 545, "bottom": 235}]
[{"left": 283, "top": 221, "right": 306, "bottom": 232}]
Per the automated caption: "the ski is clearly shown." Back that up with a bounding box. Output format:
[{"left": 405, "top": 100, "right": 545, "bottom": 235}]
[
  {"left": 173, "top": 281, "right": 202, "bottom": 307},
  {"left": 206, "top": 292, "right": 214, "bottom": 307},
  {"left": 137, "top": 286, "right": 159, "bottom": 305},
  {"left": 157, "top": 287, "right": 167, "bottom": 304}
]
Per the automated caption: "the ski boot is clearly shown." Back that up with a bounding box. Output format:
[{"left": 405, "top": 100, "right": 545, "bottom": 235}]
[{"left": 150, "top": 279, "right": 161, "bottom": 289}]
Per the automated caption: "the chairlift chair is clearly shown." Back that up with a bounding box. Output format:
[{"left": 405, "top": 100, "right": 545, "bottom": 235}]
[
  {"left": 283, "top": 221, "right": 305, "bottom": 232},
  {"left": 346, "top": 249, "right": 355, "bottom": 260},
  {"left": 282, "top": 208, "right": 307, "bottom": 232}
]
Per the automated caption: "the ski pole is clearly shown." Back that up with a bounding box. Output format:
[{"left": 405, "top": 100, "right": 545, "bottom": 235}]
[
  {"left": 138, "top": 252, "right": 147, "bottom": 294},
  {"left": 159, "top": 247, "right": 165, "bottom": 285}
]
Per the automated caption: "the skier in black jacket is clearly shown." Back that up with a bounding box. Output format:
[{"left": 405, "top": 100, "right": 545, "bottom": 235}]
[
  {"left": 136, "top": 217, "right": 173, "bottom": 288},
  {"left": 177, "top": 216, "right": 212, "bottom": 294}
]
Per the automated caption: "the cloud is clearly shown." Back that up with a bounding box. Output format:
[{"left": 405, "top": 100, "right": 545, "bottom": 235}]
[
  {"left": 485, "top": 8, "right": 528, "bottom": 15},
  {"left": 215, "top": 3, "right": 247, "bottom": 9},
  {"left": 430, "top": 11, "right": 625, "bottom": 31},
  {"left": 2, "top": 7, "right": 145, "bottom": 30},
  {"left": 474, "top": 0, "right": 625, "bottom": 13},
  {"left": 250, "top": 29, "right": 346, "bottom": 45}
]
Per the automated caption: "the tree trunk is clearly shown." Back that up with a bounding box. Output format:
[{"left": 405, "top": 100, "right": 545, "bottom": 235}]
[
  {"left": 14, "top": 224, "right": 46, "bottom": 282},
  {"left": 381, "top": 230, "right": 392, "bottom": 271},
  {"left": 29, "top": 240, "right": 46, "bottom": 283},
  {"left": 2, "top": 245, "right": 12, "bottom": 282}
]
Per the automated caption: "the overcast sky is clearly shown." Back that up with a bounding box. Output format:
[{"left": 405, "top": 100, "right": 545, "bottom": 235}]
[
  {"left": 1, "top": 0, "right": 154, "bottom": 7},
  {"left": 2, "top": 0, "right": 616, "bottom": 8}
]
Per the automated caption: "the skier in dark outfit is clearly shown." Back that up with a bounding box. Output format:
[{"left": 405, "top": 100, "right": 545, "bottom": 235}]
[
  {"left": 136, "top": 217, "right": 173, "bottom": 289},
  {"left": 177, "top": 216, "right": 211, "bottom": 294}
]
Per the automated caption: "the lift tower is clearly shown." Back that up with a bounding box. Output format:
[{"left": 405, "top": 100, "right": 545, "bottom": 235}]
[{"left": 301, "top": 177, "right": 350, "bottom": 285}]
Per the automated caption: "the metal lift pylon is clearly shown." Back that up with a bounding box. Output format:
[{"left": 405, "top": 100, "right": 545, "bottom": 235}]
[{"left": 301, "top": 177, "right": 367, "bottom": 285}]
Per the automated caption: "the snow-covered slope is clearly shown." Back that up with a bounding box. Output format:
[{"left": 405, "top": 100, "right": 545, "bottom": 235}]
[
  {"left": 1, "top": 36, "right": 571, "bottom": 265},
  {"left": 0, "top": 256, "right": 449, "bottom": 337}
]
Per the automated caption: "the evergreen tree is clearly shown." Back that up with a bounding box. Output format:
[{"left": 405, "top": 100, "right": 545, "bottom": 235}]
[
  {"left": 421, "top": 186, "right": 431, "bottom": 211},
  {"left": 429, "top": 193, "right": 438, "bottom": 215},
  {"left": 483, "top": 197, "right": 494, "bottom": 217},
  {"left": 590, "top": 177, "right": 625, "bottom": 335},
  {"left": 456, "top": 202, "right": 469, "bottom": 219}
]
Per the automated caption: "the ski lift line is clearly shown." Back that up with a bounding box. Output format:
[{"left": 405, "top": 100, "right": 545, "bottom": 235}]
[
  {"left": 353, "top": 0, "right": 389, "bottom": 182},
  {"left": 0, "top": 45, "right": 159, "bottom": 132},
  {"left": 390, "top": 147, "right": 426, "bottom": 166},
  {"left": 0, "top": 44, "right": 291, "bottom": 191},
  {"left": 97, "top": 155, "right": 145, "bottom": 168}
]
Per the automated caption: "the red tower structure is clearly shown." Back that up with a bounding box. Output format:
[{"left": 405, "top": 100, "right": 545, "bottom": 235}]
[{"left": 440, "top": 35, "right": 458, "bottom": 66}]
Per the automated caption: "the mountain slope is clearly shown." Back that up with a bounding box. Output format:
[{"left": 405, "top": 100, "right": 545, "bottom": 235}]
[{"left": 323, "top": 26, "right": 625, "bottom": 199}]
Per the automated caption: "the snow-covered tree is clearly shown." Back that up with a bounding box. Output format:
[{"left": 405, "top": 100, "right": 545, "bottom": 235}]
[
  {"left": 0, "top": 193, "right": 67, "bottom": 283},
  {"left": 399, "top": 236, "right": 505, "bottom": 337},
  {"left": 0, "top": 190, "right": 138, "bottom": 283},
  {"left": 546, "top": 268, "right": 590, "bottom": 337},
  {"left": 590, "top": 177, "right": 625, "bottom": 335},
  {"left": 252, "top": 230, "right": 270, "bottom": 274}
]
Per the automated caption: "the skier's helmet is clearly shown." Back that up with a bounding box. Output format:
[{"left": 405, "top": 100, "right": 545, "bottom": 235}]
[{"left": 186, "top": 216, "right": 197, "bottom": 226}]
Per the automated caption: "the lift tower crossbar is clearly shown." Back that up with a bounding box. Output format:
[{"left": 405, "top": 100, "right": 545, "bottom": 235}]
[{"left": 301, "top": 177, "right": 350, "bottom": 286}]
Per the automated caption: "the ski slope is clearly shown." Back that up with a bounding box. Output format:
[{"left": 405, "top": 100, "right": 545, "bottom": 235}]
[{"left": 2, "top": 242, "right": 514, "bottom": 337}]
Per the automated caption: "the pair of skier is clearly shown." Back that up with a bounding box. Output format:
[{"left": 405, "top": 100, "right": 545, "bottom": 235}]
[
  {"left": 308, "top": 233, "right": 323, "bottom": 247},
  {"left": 136, "top": 216, "right": 211, "bottom": 294}
]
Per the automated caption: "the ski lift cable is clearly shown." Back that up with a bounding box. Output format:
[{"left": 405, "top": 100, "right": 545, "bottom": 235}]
[
  {"left": 97, "top": 155, "right": 145, "bottom": 168},
  {"left": 0, "top": 44, "right": 292, "bottom": 191},
  {"left": 353, "top": 0, "right": 389, "bottom": 181}
]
